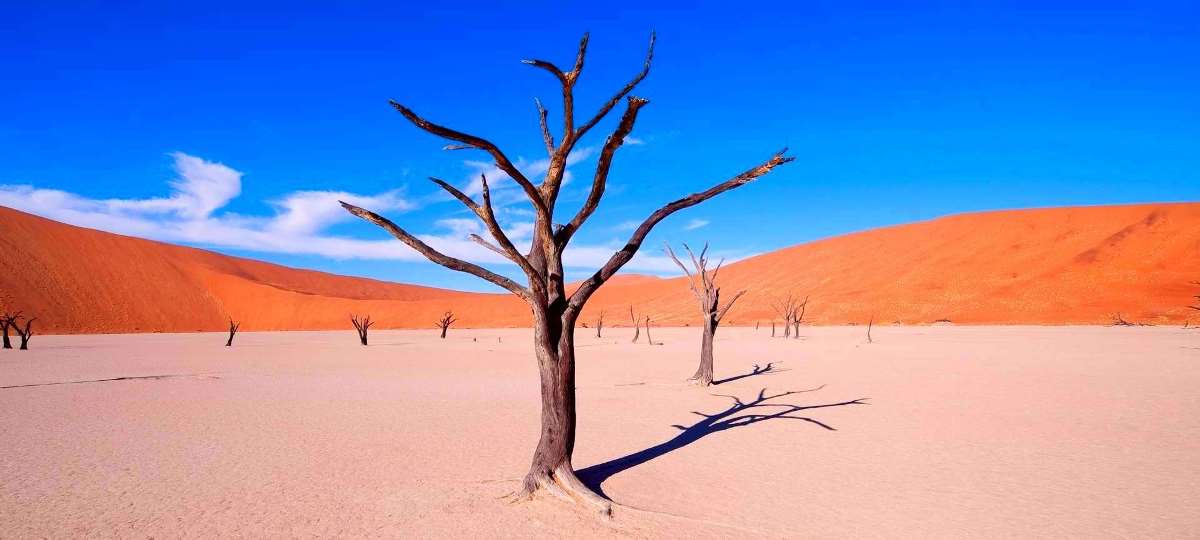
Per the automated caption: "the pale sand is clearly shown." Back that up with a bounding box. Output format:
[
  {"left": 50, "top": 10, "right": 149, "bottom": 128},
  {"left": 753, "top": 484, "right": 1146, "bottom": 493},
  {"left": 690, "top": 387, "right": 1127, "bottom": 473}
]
[{"left": 2, "top": 327, "right": 1198, "bottom": 538}]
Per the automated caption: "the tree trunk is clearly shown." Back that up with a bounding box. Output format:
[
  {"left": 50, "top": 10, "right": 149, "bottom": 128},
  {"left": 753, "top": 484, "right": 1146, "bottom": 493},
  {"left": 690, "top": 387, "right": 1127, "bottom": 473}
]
[
  {"left": 440, "top": 325, "right": 448, "bottom": 339},
  {"left": 691, "top": 316, "right": 716, "bottom": 386},
  {"left": 1, "top": 322, "right": 10, "bottom": 349},
  {"left": 359, "top": 332, "right": 368, "bottom": 346},
  {"left": 783, "top": 318, "right": 791, "bottom": 338},
  {"left": 519, "top": 307, "right": 610, "bottom": 514},
  {"left": 771, "top": 321, "right": 775, "bottom": 337}
]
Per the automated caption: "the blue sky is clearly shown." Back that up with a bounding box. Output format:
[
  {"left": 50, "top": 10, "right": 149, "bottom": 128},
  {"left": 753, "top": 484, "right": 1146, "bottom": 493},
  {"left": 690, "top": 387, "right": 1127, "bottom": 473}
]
[{"left": 2, "top": 1, "right": 1197, "bottom": 291}]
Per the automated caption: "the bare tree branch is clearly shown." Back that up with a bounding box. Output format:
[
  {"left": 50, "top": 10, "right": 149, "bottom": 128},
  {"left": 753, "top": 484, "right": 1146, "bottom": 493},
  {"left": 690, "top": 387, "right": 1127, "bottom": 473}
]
[
  {"left": 557, "top": 97, "right": 649, "bottom": 247},
  {"left": 340, "top": 200, "right": 531, "bottom": 299},
  {"left": 568, "top": 149, "right": 794, "bottom": 310},
  {"left": 575, "top": 32, "right": 656, "bottom": 141},
  {"left": 389, "top": 100, "right": 549, "bottom": 219},
  {"left": 534, "top": 98, "right": 554, "bottom": 155},
  {"left": 717, "top": 290, "right": 748, "bottom": 322}
]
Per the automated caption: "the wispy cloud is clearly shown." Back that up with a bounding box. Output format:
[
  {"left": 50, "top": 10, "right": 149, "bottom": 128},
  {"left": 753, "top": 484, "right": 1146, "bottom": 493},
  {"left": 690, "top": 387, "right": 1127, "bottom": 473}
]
[
  {"left": 0, "top": 152, "right": 677, "bottom": 275},
  {"left": 683, "top": 218, "right": 710, "bottom": 231},
  {"left": 624, "top": 136, "right": 646, "bottom": 146}
]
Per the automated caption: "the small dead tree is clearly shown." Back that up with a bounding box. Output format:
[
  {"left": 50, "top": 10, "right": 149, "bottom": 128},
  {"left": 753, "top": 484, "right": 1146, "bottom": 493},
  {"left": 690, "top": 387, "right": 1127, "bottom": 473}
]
[
  {"left": 339, "top": 34, "right": 792, "bottom": 512},
  {"left": 629, "top": 305, "right": 641, "bottom": 343},
  {"left": 1190, "top": 281, "right": 1200, "bottom": 312},
  {"left": 665, "top": 242, "right": 746, "bottom": 386},
  {"left": 643, "top": 315, "right": 660, "bottom": 346},
  {"left": 0, "top": 311, "right": 19, "bottom": 349},
  {"left": 10, "top": 316, "right": 35, "bottom": 350},
  {"left": 1110, "top": 313, "right": 1135, "bottom": 327},
  {"left": 436, "top": 311, "right": 456, "bottom": 339},
  {"left": 771, "top": 294, "right": 800, "bottom": 338},
  {"left": 351, "top": 314, "right": 374, "bottom": 345},
  {"left": 594, "top": 310, "right": 605, "bottom": 338},
  {"left": 866, "top": 315, "right": 874, "bottom": 344},
  {"left": 225, "top": 319, "right": 240, "bottom": 346},
  {"left": 791, "top": 296, "right": 808, "bottom": 339}
]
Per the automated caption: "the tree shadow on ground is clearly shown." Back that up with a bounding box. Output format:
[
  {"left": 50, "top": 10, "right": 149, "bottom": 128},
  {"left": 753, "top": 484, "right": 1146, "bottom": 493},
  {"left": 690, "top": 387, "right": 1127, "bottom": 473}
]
[
  {"left": 712, "top": 361, "right": 790, "bottom": 385},
  {"left": 578, "top": 387, "right": 868, "bottom": 498}
]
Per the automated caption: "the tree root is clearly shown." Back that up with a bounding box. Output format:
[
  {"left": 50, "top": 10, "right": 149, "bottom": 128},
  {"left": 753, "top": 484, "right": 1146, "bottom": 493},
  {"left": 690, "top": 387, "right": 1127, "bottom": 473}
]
[{"left": 508, "top": 465, "right": 613, "bottom": 517}]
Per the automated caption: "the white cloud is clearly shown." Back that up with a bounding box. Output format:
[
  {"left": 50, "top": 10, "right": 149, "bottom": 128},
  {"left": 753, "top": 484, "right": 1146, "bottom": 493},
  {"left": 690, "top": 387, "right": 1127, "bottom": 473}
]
[
  {"left": 624, "top": 136, "right": 645, "bottom": 146},
  {"left": 683, "top": 218, "right": 710, "bottom": 231},
  {"left": 0, "top": 152, "right": 679, "bottom": 276},
  {"left": 613, "top": 220, "right": 640, "bottom": 232}
]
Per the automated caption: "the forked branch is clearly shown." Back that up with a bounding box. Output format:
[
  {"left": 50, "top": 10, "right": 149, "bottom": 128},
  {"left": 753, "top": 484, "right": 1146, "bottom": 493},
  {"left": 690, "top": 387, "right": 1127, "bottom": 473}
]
[{"left": 569, "top": 149, "right": 794, "bottom": 310}]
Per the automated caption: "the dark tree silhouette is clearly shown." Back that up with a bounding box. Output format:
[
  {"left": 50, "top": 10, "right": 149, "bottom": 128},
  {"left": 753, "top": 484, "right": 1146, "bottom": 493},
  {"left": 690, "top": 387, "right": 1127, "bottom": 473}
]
[
  {"left": 594, "top": 310, "right": 605, "bottom": 338},
  {"left": 225, "top": 319, "right": 240, "bottom": 347},
  {"left": 0, "top": 311, "right": 19, "bottom": 349},
  {"left": 436, "top": 311, "right": 456, "bottom": 339},
  {"left": 339, "top": 34, "right": 792, "bottom": 513},
  {"left": 628, "top": 305, "right": 641, "bottom": 343},
  {"left": 791, "top": 296, "right": 808, "bottom": 339},
  {"left": 771, "top": 294, "right": 801, "bottom": 338},
  {"left": 665, "top": 242, "right": 746, "bottom": 386},
  {"left": 351, "top": 314, "right": 374, "bottom": 345},
  {"left": 866, "top": 315, "right": 874, "bottom": 344},
  {"left": 11, "top": 316, "right": 35, "bottom": 350}
]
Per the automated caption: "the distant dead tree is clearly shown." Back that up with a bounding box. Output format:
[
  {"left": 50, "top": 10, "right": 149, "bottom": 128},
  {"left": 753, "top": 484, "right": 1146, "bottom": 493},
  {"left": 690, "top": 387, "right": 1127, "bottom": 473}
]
[
  {"left": 1190, "top": 281, "right": 1200, "bottom": 312},
  {"left": 665, "top": 242, "right": 746, "bottom": 386},
  {"left": 338, "top": 33, "right": 792, "bottom": 512},
  {"left": 866, "top": 315, "right": 874, "bottom": 344},
  {"left": 225, "top": 319, "right": 240, "bottom": 346},
  {"left": 770, "top": 320, "right": 776, "bottom": 337},
  {"left": 643, "top": 315, "right": 660, "bottom": 346},
  {"left": 0, "top": 311, "right": 19, "bottom": 349},
  {"left": 791, "top": 296, "right": 809, "bottom": 339},
  {"left": 436, "top": 311, "right": 456, "bottom": 339},
  {"left": 771, "top": 294, "right": 802, "bottom": 338},
  {"left": 629, "top": 305, "right": 641, "bottom": 343},
  {"left": 351, "top": 314, "right": 374, "bottom": 345},
  {"left": 6, "top": 314, "right": 35, "bottom": 350},
  {"left": 594, "top": 310, "right": 605, "bottom": 338}
]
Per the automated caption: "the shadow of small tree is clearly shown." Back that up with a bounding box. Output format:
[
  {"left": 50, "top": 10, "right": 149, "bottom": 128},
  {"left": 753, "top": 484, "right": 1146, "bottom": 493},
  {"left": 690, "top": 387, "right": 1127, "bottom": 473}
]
[
  {"left": 578, "top": 387, "right": 868, "bottom": 498},
  {"left": 711, "top": 361, "right": 790, "bottom": 385}
]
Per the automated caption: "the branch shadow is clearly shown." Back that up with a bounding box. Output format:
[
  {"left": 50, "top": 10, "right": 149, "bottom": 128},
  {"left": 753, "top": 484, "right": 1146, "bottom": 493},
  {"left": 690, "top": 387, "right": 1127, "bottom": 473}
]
[
  {"left": 577, "top": 386, "right": 868, "bottom": 498},
  {"left": 712, "top": 361, "right": 790, "bottom": 385}
]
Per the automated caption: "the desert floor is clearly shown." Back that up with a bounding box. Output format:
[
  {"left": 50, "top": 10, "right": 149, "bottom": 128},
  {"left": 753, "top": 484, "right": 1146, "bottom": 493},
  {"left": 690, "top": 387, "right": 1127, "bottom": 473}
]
[{"left": 2, "top": 326, "right": 1198, "bottom": 538}]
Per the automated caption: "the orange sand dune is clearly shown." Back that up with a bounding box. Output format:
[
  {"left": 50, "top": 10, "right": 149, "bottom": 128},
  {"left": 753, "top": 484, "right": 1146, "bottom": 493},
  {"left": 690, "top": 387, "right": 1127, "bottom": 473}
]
[{"left": 1, "top": 202, "right": 1197, "bottom": 333}]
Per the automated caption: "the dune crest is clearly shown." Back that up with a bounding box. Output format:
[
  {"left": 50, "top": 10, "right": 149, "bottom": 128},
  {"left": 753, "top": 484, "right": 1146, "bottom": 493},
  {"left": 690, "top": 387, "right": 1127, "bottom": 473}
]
[{"left": 1, "top": 202, "right": 1197, "bottom": 334}]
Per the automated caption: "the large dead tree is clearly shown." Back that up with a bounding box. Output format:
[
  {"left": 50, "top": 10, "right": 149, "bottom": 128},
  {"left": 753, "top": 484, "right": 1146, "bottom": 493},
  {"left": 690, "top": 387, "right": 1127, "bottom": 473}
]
[
  {"left": 340, "top": 34, "right": 792, "bottom": 513},
  {"left": 225, "top": 319, "right": 240, "bottom": 347},
  {"left": 665, "top": 243, "right": 745, "bottom": 386},
  {"left": 436, "top": 311, "right": 456, "bottom": 339},
  {"left": 351, "top": 314, "right": 374, "bottom": 345}
]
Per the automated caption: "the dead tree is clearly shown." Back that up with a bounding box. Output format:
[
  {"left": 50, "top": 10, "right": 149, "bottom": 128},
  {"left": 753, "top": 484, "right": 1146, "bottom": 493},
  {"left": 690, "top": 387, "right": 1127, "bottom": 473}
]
[
  {"left": 1190, "top": 281, "right": 1200, "bottom": 311},
  {"left": 339, "top": 33, "right": 792, "bottom": 513},
  {"left": 771, "top": 321, "right": 776, "bottom": 337},
  {"left": 629, "top": 305, "right": 641, "bottom": 343},
  {"left": 642, "top": 315, "right": 662, "bottom": 346},
  {"left": 594, "top": 310, "right": 605, "bottom": 338},
  {"left": 10, "top": 316, "right": 34, "bottom": 350},
  {"left": 225, "top": 319, "right": 240, "bottom": 346},
  {"left": 866, "top": 315, "right": 874, "bottom": 344},
  {"left": 771, "top": 294, "right": 799, "bottom": 338},
  {"left": 791, "top": 296, "right": 808, "bottom": 339},
  {"left": 665, "top": 242, "right": 746, "bottom": 386},
  {"left": 0, "top": 311, "right": 18, "bottom": 349},
  {"left": 351, "top": 314, "right": 374, "bottom": 345},
  {"left": 436, "top": 311, "right": 456, "bottom": 339},
  {"left": 1110, "top": 313, "right": 1136, "bottom": 327}
]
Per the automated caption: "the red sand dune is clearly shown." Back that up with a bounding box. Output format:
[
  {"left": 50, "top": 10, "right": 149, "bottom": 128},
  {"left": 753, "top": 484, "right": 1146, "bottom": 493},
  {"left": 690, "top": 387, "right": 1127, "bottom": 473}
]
[{"left": 1, "top": 202, "right": 1197, "bottom": 334}]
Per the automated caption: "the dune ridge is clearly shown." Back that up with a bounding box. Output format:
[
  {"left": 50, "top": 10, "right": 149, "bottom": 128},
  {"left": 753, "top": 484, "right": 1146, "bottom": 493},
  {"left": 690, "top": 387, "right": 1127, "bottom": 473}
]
[{"left": 1, "top": 202, "right": 1196, "bottom": 334}]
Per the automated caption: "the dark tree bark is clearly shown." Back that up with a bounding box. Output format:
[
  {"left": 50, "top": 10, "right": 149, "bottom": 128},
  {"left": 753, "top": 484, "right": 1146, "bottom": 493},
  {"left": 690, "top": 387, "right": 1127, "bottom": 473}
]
[
  {"left": 771, "top": 321, "right": 775, "bottom": 337},
  {"left": 629, "top": 305, "right": 641, "bottom": 343},
  {"left": 11, "top": 316, "right": 34, "bottom": 350},
  {"left": 351, "top": 314, "right": 374, "bottom": 345},
  {"left": 436, "top": 311, "right": 456, "bottom": 339},
  {"left": 0, "top": 312, "right": 16, "bottom": 349},
  {"left": 665, "top": 243, "right": 746, "bottom": 387},
  {"left": 340, "top": 33, "right": 792, "bottom": 514},
  {"left": 225, "top": 319, "right": 240, "bottom": 347}
]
